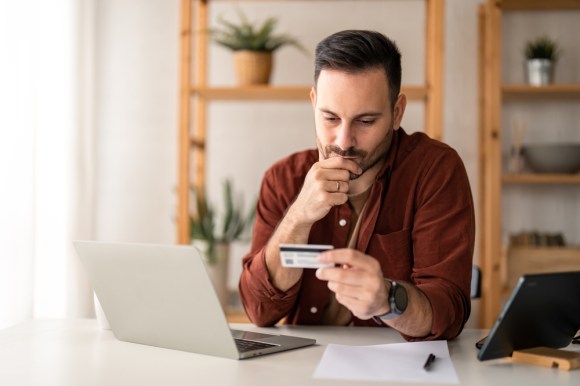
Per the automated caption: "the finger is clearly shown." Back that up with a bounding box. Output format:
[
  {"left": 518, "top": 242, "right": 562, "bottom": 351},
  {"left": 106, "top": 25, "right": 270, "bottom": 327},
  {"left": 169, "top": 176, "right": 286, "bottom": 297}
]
[
  {"left": 310, "top": 169, "right": 351, "bottom": 195},
  {"left": 309, "top": 169, "right": 350, "bottom": 194},
  {"left": 329, "top": 278, "right": 386, "bottom": 306},
  {"left": 319, "top": 157, "right": 362, "bottom": 175},
  {"left": 327, "top": 280, "right": 363, "bottom": 299},
  {"left": 334, "top": 293, "right": 375, "bottom": 320},
  {"left": 325, "top": 180, "right": 346, "bottom": 193},
  {"left": 316, "top": 265, "right": 368, "bottom": 286},
  {"left": 318, "top": 169, "right": 351, "bottom": 184},
  {"left": 318, "top": 248, "right": 380, "bottom": 272}
]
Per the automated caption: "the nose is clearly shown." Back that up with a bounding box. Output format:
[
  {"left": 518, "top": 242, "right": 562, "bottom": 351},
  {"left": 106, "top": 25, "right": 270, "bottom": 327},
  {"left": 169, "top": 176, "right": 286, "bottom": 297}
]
[{"left": 335, "top": 122, "right": 355, "bottom": 150}]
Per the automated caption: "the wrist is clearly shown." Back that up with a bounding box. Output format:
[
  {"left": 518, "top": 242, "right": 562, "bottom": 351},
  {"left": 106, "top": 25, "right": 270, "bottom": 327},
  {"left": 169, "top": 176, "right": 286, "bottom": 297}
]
[
  {"left": 284, "top": 205, "right": 315, "bottom": 233},
  {"left": 373, "top": 279, "right": 408, "bottom": 324},
  {"left": 375, "top": 280, "right": 392, "bottom": 316}
]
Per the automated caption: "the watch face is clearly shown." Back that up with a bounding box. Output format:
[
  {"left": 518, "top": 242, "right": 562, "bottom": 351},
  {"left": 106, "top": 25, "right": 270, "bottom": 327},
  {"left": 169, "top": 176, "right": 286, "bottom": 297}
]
[{"left": 393, "top": 284, "right": 408, "bottom": 313}]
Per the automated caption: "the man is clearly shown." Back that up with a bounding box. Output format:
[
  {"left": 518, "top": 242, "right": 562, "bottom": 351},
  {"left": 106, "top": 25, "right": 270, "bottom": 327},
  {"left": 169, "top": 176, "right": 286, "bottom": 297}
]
[{"left": 239, "top": 30, "right": 475, "bottom": 340}]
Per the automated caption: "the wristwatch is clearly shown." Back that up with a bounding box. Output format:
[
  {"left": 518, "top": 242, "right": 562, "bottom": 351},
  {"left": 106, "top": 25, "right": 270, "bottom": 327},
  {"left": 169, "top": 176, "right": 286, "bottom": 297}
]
[{"left": 374, "top": 279, "right": 408, "bottom": 322}]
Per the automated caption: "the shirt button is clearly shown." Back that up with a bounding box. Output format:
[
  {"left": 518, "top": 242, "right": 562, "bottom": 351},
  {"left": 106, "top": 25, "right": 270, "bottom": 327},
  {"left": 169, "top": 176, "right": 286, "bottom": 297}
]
[
  {"left": 310, "top": 307, "right": 318, "bottom": 314},
  {"left": 339, "top": 219, "right": 347, "bottom": 227}
]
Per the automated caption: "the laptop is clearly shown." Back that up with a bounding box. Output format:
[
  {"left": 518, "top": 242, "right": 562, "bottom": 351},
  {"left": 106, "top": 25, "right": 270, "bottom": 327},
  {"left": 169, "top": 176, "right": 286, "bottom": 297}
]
[
  {"left": 74, "top": 241, "right": 316, "bottom": 359},
  {"left": 478, "top": 271, "right": 580, "bottom": 361}
]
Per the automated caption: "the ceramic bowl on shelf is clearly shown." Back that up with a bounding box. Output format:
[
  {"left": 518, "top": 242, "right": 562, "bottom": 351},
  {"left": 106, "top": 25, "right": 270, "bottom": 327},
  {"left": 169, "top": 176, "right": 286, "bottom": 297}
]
[{"left": 521, "top": 143, "right": 580, "bottom": 174}]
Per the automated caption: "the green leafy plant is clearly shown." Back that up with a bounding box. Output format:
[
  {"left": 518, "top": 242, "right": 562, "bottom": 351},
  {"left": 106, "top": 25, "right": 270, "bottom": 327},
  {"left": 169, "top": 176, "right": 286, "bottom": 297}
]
[
  {"left": 190, "top": 180, "right": 256, "bottom": 265},
  {"left": 524, "top": 35, "right": 561, "bottom": 61},
  {"left": 211, "top": 10, "right": 307, "bottom": 53}
]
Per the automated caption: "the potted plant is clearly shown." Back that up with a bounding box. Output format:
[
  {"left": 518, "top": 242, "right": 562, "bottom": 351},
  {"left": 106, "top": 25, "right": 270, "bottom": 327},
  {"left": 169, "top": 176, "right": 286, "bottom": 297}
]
[
  {"left": 524, "top": 35, "right": 561, "bottom": 86},
  {"left": 190, "top": 180, "right": 255, "bottom": 307},
  {"left": 211, "top": 10, "right": 307, "bottom": 85}
]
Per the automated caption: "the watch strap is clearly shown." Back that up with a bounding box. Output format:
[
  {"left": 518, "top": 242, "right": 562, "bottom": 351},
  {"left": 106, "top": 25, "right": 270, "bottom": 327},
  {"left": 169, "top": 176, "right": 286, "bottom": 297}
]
[{"left": 373, "top": 279, "right": 403, "bottom": 324}]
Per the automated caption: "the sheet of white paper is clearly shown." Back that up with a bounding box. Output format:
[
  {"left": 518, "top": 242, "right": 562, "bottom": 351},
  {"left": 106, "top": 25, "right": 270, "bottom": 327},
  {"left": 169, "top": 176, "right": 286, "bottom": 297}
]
[{"left": 313, "top": 340, "right": 459, "bottom": 384}]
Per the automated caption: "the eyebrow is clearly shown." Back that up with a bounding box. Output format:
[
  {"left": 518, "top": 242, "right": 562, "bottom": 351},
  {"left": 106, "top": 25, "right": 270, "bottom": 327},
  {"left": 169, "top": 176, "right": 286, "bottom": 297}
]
[{"left": 319, "top": 108, "right": 383, "bottom": 119}]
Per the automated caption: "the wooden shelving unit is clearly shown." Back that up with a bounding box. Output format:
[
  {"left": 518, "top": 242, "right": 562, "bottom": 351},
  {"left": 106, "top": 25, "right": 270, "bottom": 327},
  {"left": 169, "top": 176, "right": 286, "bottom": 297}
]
[
  {"left": 191, "top": 85, "right": 429, "bottom": 101},
  {"left": 191, "top": 86, "right": 312, "bottom": 101},
  {"left": 503, "top": 174, "right": 580, "bottom": 184},
  {"left": 177, "top": 0, "right": 446, "bottom": 244},
  {"left": 503, "top": 84, "right": 580, "bottom": 99},
  {"left": 479, "top": 0, "right": 580, "bottom": 328}
]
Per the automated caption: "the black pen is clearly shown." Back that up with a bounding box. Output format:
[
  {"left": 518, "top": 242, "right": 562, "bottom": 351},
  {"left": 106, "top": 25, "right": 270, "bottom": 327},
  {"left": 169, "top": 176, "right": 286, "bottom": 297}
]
[{"left": 423, "top": 353, "right": 437, "bottom": 371}]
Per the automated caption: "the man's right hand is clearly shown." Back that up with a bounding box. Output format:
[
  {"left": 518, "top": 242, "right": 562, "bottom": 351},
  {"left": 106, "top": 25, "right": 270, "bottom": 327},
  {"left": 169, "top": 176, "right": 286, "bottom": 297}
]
[
  {"left": 264, "top": 157, "right": 361, "bottom": 292},
  {"left": 288, "top": 157, "right": 362, "bottom": 226}
]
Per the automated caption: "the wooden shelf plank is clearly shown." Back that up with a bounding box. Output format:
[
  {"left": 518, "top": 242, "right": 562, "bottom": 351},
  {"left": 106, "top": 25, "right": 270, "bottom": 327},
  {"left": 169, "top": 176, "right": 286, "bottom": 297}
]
[
  {"left": 192, "top": 85, "right": 428, "bottom": 101},
  {"left": 503, "top": 173, "right": 580, "bottom": 184},
  {"left": 501, "top": 0, "right": 580, "bottom": 11},
  {"left": 502, "top": 84, "right": 580, "bottom": 99},
  {"left": 192, "top": 86, "right": 309, "bottom": 101},
  {"left": 506, "top": 245, "right": 580, "bottom": 251},
  {"left": 207, "top": 0, "right": 411, "bottom": 2}
]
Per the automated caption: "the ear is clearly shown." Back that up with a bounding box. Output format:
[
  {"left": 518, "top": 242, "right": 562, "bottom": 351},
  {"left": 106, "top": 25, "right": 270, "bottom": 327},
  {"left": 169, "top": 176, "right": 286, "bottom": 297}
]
[
  {"left": 310, "top": 86, "right": 317, "bottom": 109},
  {"left": 392, "top": 94, "right": 407, "bottom": 130}
]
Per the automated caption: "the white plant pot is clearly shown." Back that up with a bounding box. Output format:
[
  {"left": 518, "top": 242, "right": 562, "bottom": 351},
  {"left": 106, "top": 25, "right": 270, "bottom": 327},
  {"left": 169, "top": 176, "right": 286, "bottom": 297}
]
[
  {"left": 94, "top": 292, "right": 111, "bottom": 330},
  {"left": 525, "top": 59, "right": 554, "bottom": 86},
  {"left": 192, "top": 240, "right": 230, "bottom": 309}
]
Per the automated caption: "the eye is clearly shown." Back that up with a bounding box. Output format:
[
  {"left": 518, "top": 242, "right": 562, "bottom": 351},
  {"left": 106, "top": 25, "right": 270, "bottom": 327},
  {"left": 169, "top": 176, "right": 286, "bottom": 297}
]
[
  {"left": 358, "top": 119, "right": 375, "bottom": 126},
  {"left": 324, "top": 115, "right": 339, "bottom": 122}
]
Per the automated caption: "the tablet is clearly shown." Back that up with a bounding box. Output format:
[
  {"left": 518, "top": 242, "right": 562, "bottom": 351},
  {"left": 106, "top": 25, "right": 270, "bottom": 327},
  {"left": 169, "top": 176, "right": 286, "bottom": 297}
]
[{"left": 478, "top": 271, "right": 580, "bottom": 361}]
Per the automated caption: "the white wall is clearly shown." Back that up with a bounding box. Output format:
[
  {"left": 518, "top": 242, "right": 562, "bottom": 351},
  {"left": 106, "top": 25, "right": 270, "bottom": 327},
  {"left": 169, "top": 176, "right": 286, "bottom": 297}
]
[{"left": 95, "top": 0, "right": 179, "bottom": 243}]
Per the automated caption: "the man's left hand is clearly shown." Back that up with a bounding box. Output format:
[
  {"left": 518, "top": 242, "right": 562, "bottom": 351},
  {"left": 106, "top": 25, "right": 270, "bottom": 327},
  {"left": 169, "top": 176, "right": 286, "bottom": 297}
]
[{"left": 315, "top": 248, "right": 389, "bottom": 320}]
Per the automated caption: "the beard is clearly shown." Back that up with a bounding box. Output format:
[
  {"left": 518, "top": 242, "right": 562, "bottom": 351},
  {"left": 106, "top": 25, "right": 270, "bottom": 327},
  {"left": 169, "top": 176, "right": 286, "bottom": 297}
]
[{"left": 318, "top": 124, "right": 394, "bottom": 180}]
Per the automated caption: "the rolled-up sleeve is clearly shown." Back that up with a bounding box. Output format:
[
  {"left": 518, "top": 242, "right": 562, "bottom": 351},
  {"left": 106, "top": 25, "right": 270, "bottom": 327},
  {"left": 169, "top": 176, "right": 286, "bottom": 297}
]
[
  {"left": 407, "top": 148, "right": 475, "bottom": 340},
  {"left": 239, "top": 166, "right": 302, "bottom": 326},
  {"left": 239, "top": 249, "right": 301, "bottom": 326}
]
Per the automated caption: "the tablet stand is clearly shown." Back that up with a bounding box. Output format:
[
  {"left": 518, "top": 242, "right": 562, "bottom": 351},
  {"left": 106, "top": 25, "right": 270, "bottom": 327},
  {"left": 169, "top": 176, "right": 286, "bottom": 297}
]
[{"left": 512, "top": 347, "right": 580, "bottom": 371}]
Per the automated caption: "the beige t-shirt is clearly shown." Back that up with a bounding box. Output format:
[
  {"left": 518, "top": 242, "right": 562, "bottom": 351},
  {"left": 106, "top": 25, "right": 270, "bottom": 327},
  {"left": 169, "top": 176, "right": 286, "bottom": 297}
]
[{"left": 321, "top": 187, "right": 372, "bottom": 325}]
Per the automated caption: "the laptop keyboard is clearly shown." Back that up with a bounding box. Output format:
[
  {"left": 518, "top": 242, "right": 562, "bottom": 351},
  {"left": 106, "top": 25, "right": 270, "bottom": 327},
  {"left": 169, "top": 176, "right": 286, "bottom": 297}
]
[{"left": 235, "top": 338, "right": 277, "bottom": 353}]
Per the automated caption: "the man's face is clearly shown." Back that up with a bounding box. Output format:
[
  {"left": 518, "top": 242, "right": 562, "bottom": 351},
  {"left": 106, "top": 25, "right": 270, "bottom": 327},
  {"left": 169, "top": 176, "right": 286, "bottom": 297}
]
[{"left": 311, "top": 68, "right": 404, "bottom": 180}]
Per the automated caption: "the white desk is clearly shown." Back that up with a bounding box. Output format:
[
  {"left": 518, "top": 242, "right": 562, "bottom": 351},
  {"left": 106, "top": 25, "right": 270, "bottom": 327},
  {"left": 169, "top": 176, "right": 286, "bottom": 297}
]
[{"left": 0, "top": 319, "right": 577, "bottom": 385}]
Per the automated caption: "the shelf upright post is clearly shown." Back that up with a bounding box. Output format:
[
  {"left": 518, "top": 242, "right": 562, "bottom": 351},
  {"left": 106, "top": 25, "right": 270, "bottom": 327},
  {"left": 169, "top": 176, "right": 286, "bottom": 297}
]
[
  {"left": 477, "top": 2, "right": 486, "bottom": 328},
  {"left": 178, "top": 0, "right": 193, "bottom": 244},
  {"left": 481, "top": 0, "right": 503, "bottom": 328},
  {"left": 193, "top": 0, "right": 208, "bottom": 199},
  {"left": 425, "top": 0, "right": 444, "bottom": 141}
]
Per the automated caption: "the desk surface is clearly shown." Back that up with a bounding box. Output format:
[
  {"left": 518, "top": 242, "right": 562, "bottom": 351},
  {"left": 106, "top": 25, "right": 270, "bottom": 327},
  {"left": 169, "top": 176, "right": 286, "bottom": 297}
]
[{"left": 0, "top": 319, "right": 578, "bottom": 386}]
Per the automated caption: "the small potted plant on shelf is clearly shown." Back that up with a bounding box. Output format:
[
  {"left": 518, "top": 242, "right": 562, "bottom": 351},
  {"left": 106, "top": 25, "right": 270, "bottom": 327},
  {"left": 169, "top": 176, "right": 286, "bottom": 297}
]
[
  {"left": 524, "top": 35, "right": 561, "bottom": 86},
  {"left": 190, "top": 179, "right": 255, "bottom": 308},
  {"left": 211, "top": 10, "right": 307, "bottom": 85}
]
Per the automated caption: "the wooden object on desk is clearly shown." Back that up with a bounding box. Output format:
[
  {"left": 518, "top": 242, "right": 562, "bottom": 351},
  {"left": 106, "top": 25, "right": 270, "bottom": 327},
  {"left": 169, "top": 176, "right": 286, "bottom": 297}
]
[{"left": 512, "top": 347, "right": 580, "bottom": 371}]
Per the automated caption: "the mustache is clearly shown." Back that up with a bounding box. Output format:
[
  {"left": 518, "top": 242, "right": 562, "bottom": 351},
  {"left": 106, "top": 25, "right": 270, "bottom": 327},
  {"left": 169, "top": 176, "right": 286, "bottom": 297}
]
[{"left": 325, "top": 145, "right": 367, "bottom": 158}]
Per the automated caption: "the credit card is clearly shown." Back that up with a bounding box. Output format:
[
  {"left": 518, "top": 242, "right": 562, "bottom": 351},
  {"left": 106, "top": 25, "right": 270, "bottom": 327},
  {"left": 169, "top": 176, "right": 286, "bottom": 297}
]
[{"left": 279, "top": 244, "right": 334, "bottom": 269}]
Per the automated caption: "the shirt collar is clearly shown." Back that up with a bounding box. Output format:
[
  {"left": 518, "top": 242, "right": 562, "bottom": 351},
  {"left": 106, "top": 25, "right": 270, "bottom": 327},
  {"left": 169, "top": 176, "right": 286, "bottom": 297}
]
[{"left": 374, "top": 126, "right": 405, "bottom": 182}]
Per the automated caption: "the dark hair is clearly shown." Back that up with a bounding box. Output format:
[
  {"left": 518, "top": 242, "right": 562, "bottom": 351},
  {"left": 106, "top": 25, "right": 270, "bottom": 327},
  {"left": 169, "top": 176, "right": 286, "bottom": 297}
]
[{"left": 314, "top": 30, "right": 402, "bottom": 109}]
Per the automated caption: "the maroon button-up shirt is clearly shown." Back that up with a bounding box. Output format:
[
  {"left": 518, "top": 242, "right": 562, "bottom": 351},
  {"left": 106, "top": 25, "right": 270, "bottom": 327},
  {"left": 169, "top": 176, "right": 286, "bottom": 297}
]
[{"left": 239, "top": 128, "right": 475, "bottom": 340}]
